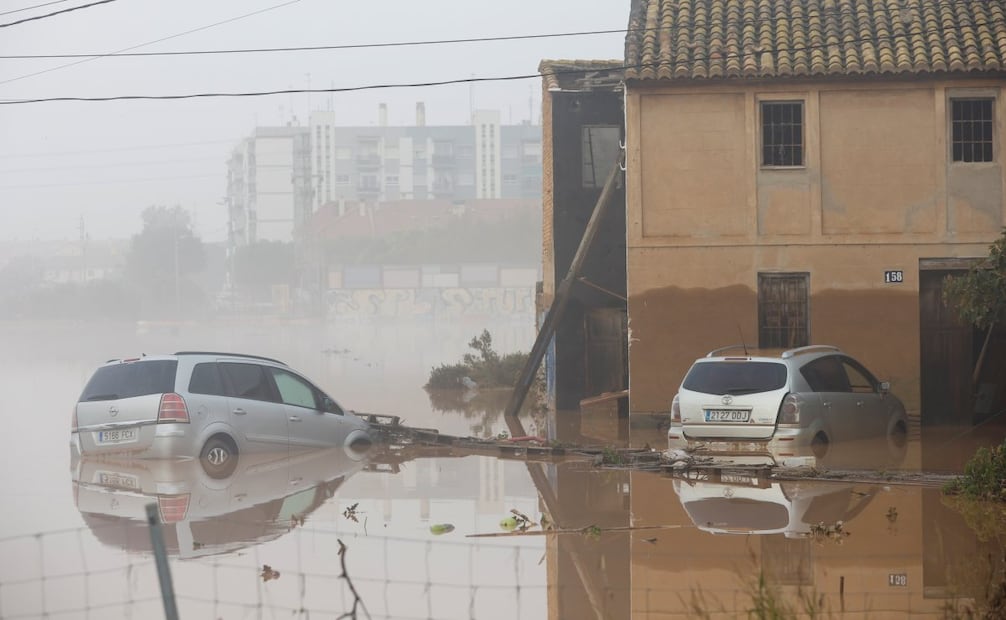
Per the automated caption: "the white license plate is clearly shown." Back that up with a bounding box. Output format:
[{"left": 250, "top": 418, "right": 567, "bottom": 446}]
[
  {"left": 720, "top": 472, "right": 756, "bottom": 485},
  {"left": 96, "top": 428, "right": 138, "bottom": 444},
  {"left": 96, "top": 471, "right": 139, "bottom": 490},
  {"left": 704, "top": 409, "right": 751, "bottom": 422}
]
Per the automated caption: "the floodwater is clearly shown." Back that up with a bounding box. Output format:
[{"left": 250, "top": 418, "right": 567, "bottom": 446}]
[{"left": 1, "top": 318, "right": 1005, "bottom": 619}]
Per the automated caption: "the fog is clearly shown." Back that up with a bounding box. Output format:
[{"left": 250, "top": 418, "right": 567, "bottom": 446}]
[{"left": 0, "top": 0, "right": 627, "bottom": 242}]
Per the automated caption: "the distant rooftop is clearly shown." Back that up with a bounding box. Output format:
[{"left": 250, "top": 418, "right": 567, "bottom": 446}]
[{"left": 538, "top": 59, "right": 625, "bottom": 91}]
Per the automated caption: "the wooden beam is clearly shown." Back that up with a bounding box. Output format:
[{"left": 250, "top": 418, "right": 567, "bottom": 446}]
[{"left": 504, "top": 151, "right": 625, "bottom": 418}]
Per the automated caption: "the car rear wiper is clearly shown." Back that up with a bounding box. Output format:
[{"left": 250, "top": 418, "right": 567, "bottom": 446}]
[
  {"left": 84, "top": 393, "right": 119, "bottom": 401},
  {"left": 724, "top": 387, "right": 763, "bottom": 395}
]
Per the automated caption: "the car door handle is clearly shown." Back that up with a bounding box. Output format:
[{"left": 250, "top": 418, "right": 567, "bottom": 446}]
[
  {"left": 289, "top": 416, "right": 301, "bottom": 422},
  {"left": 822, "top": 401, "right": 831, "bottom": 407},
  {"left": 232, "top": 408, "right": 246, "bottom": 415},
  {"left": 856, "top": 401, "right": 864, "bottom": 407}
]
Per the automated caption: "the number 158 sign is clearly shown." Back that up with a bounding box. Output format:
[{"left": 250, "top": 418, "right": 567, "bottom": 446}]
[{"left": 884, "top": 270, "right": 904, "bottom": 284}]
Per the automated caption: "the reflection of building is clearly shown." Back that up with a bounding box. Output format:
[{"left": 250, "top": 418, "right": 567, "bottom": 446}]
[{"left": 619, "top": 0, "right": 1006, "bottom": 428}]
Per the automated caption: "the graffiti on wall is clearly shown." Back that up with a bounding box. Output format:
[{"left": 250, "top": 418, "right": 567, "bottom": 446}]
[{"left": 326, "top": 287, "right": 535, "bottom": 319}]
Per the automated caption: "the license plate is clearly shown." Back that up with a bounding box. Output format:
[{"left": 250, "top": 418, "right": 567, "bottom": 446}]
[
  {"left": 96, "top": 428, "right": 138, "bottom": 444},
  {"left": 704, "top": 409, "right": 751, "bottom": 422},
  {"left": 96, "top": 471, "right": 139, "bottom": 490},
  {"left": 720, "top": 472, "right": 756, "bottom": 485}
]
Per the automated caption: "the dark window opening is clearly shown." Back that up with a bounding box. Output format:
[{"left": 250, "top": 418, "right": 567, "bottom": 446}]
[
  {"left": 758, "top": 273, "right": 809, "bottom": 348},
  {"left": 581, "top": 125, "right": 621, "bottom": 188},
  {"left": 761, "top": 102, "right": 804, "bottom": 166},
  {"left": 951, "top": 98, "right": 994, "bottom": 163}
]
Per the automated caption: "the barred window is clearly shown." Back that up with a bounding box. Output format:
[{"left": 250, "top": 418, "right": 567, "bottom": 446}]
[
  {"left": 761, "top": 102, "right": 804, "bottom": 167},
  {"left": 951, "top": 98, "right": 994, "bottom": 163}
]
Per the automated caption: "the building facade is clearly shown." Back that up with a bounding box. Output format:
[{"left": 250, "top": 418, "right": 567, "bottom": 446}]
[
  {"left": 621, "top": 0, "right": 1006, "bottom": 425},
  {"left": 228, "top": 106, "right": 542, "bottom": 247}
]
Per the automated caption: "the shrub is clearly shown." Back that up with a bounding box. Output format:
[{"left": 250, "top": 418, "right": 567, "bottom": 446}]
[{"left": 944, "top": 439, "right": 1006, "bottom": 501}]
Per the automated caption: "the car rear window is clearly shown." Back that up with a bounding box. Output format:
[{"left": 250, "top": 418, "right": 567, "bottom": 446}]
[
  {"left": 682, "top": 361, "right": 787, "bottom": 395},
  {"left": 79, "top": 360, "right": 178, "bottom": 401}
]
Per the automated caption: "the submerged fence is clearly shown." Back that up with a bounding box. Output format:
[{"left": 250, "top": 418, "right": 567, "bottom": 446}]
[{"left": 0, "top": 516, "right": 546, "bottom": 620}]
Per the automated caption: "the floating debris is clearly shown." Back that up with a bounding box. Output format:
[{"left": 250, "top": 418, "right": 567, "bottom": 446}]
[{"left": 260, "top": 564, "right": 280, "bottom": 582}]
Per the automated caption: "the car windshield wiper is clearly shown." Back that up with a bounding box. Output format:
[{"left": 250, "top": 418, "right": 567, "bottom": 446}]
[{"left": 84, "top": 393, "right": 119, "bottom": 401}]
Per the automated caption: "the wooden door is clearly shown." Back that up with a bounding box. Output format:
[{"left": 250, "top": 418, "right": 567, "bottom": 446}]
[{"left": 919, "top": 269, "right": 973, "bottom": 427}]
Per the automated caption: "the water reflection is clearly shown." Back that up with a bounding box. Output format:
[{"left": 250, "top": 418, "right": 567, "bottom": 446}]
[{"left": 72, "top": 446, "right": 369, "bottom": 559}]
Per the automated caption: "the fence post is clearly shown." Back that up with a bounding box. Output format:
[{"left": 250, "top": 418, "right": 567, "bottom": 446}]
[{"left": 145, "top": 502, "right": 180, "bottom": 620}]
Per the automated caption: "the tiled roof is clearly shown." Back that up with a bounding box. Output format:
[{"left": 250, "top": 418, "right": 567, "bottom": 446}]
[
  {"left": 625, "top": 0, "right": 1006, "bottom": 81},
  {"left": 538, "top": 59, "right": 624, "bottom": 91}
]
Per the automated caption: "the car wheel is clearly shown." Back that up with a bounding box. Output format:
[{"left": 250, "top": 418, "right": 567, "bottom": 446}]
[
  {"left": 200, "top": 436, "right": 238, "bottom": 479},
  {"left": 811, "top": 433, "right": 830, "bottom": 459}
]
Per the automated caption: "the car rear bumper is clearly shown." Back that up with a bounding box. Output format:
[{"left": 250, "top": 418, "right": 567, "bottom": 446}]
[
  {"left": 667, "top": 424, "right": 817, "bottom": 460},
  {"left": 73, "top": 423, "right": 198, "bottom": 460}
]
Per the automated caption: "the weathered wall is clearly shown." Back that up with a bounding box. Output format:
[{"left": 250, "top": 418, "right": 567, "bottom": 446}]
[
  {"left": 624, "top": 78, "right": 1005, "bottom": 416},
  {"left": 325, "top": 287, "right": 534, "bottom": 320}
]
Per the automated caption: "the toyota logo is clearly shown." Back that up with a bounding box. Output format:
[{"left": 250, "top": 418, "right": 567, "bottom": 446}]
[
  {"left": 721, "top": 395, "right": 733, "bottom": 405},
  {"left": 108, "top": 405, "right": 119, "bottom": 417}
]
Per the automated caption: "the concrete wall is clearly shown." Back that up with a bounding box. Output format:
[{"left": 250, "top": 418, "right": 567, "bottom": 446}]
[{"left": 625, "top": 78, "right": 1005, "bottom": 415}]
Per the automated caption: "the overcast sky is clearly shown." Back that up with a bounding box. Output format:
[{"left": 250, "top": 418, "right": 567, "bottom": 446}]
[{"left": 0, "top": 0, "right": 628, "bottom": 243}]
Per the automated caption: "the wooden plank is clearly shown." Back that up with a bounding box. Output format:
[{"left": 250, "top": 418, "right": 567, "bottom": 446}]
[
  {"left": 578, "top": 389, "right": 629, "bottom": 408},
  {"left": 504, "top": 150, "right": 625, "bottom": 418}
]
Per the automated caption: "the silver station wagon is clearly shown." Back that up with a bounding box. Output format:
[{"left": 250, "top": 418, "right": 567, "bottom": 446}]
[
  {"left": 667, "top": 345, "right": 908, "bottom": 461},
  {"left": 71, "top": 352, "right": 372, "bottom": 478}
]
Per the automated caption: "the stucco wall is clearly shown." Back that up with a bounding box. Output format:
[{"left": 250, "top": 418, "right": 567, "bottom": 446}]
[{"left": 625, "top": 78, "right": 1005, "bottom": 416}]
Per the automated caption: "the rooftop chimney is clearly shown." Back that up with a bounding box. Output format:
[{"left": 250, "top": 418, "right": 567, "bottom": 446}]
[
  {"left": 416, "top": 102, "right": 426, "bottom": 127},
  {"left": 378, "top": 103, "right": 388, "bottom": 127}
]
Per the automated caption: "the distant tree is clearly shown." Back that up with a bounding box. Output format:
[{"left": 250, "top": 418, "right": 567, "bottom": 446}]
[
  {"left": 125, "top": 205, "right": 206, "bottom": 317},
  {"left": 232, "top": 241, "right": 296, "bottom": 300}
]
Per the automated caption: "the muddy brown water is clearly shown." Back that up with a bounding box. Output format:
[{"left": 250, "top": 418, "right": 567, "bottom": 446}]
[{"left": 1, "top": 319, "right": 1003, "bottom": 619}]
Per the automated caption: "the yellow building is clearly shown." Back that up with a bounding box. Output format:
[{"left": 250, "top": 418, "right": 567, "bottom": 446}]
[{"left": 621, "top": 0, "right": 1006, "bottom": 426}]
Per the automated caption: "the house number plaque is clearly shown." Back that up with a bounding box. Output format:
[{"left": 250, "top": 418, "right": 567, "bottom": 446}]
[{"left": 884, "top": 270, "right": 904, "bottom": 284}]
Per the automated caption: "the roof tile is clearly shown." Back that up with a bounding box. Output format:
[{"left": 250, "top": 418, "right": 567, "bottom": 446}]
[{"left": 625, "top": 0, "right": 1006, "bottom": 81}]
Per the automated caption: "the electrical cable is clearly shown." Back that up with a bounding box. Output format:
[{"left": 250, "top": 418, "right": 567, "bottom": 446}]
[
  {"left": 0, "top": 0, "right": 74, "bottom": 17},
  {"left": 1, "top": 14, "right": 1002, "bottom": 106},
  {"left": 0, "top": 0, "right": 119, "bottom": 29},
  {"left": 0, "top": 0, "right": 981, "bottom": 60},
  {"left": 0, "top": 0, "right": 303, "bottom": 86}
]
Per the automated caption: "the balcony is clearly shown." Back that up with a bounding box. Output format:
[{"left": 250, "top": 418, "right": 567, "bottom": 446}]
[{"left": 356, "top": 154, "right": 381, "bottom": 168}]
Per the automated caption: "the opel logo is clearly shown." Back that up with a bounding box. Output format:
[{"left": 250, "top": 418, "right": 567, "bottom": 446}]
[
  {"left": 108, "top": 405, "right": 118, "bottom": 417},
  {"left": 721, "top": 395, "right": 733, "bottom": 405}
]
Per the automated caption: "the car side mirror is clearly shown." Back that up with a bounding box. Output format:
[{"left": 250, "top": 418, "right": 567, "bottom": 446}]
[{"left": 879, "top": 381, "right": 891, "bottom": 395}]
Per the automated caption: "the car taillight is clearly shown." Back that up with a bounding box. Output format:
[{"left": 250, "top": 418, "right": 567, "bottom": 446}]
[
  {"left": 670, "top": 395, "right": 681, "bottom": 423},
  {"left": 157, "top": 393, "right": 189, "bottom": 423},
  {"left": 157, "top": 494, "right": 190, "bottom": 523},
  {"left": 778, "top": 394, "right": 800, "bottom": 424}
]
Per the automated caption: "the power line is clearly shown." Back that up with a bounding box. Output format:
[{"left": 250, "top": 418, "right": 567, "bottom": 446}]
[
  {"left": 0, "top": 172, "right": 219, "bottom": 189},
  {"left": 0, "top": 0, "right": 74, "bottom": 17},
  {"left": 0, "top": 137, "right": 240, "bottom": 158},
  {"left": 0, "top": 0, "right": 120, "bottom": 28},
  {"left": 0, "top": 26, "right": 631, "bottom": 59},
  {"left": 0, "top": 0, "right": 303, "bottom": 86},
  {"left": 0, "top": 155, "right": 223, "bottom": 173},
  {"left": 2, "top": 13, "right": 1003, "bottom": 107},
  {"left": 0, "top": 0, "right": 977, "bottom": 60}
]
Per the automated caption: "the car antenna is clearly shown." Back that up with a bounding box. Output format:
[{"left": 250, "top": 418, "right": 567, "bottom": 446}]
[{"left": 737, "top": 325, "right": 749, "bottom": 356}]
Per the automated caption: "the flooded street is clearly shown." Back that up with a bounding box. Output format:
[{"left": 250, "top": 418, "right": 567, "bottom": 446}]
[{"left": 1, "top": 318, "right": 1005, "bottom": 619}]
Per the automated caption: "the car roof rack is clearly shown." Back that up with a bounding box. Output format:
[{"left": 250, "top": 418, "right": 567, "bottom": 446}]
[
  {"left": 780, "top": 345, "right": 841, "bottom": 359},
  {"left": 173, "top": 351, "right": 288, "bottom": 365},
  {"left": 705, "top": 345, "right": 752, "bottom": 357}
]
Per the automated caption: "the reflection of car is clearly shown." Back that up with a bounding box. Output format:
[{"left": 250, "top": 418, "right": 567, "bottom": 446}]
[
  {"left": 71, "top": 352, "right": 371, "bottom": 478},
  {"left": 668, "top": 345, "right": 908, "bottom": 460},
  {"left": 672, "top": 472, "right": 876, "bottom": 538},
  {"left": 72, "top": 445, "right": 368, "bottom": 558}
]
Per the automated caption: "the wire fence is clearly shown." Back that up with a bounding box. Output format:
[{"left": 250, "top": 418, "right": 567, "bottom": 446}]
[{"left": 0, "top": 518, "right": 548, "bottom": 620}]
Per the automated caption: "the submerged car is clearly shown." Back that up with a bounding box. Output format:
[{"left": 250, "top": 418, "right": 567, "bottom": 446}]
[
  {"left": 71, "top": 351, "right": 372, "bottom": 478},
  {"left": 667, "top": 345, "right": 908, "bottom": 461}
]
